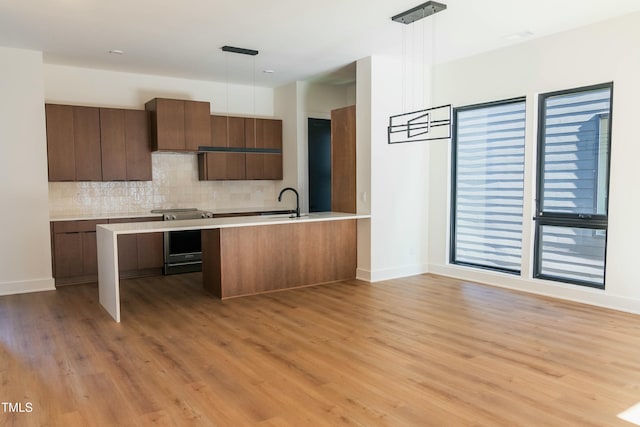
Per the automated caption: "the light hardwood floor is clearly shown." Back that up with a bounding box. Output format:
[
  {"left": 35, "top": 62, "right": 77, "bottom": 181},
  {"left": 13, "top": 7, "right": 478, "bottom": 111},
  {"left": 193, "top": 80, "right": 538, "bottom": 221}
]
[{"left": 1, "top": 273, "right": 640, "bottom": 426}]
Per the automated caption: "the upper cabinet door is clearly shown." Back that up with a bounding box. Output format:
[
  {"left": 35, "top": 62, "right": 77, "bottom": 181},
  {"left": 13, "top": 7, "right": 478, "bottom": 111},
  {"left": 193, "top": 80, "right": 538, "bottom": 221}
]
[
  {"left": 147, "top": 98, "right": 185, "bottom": 151},
  {"left": 226, "top": 116, "right": 246, "bottom": 180},
  {"left": 46, "top": 104, "right": 76, "bottom": 181},
  {"left": 124, "top": 110, "right": 152, "bottom": 181},
  {"left": 245, "top": 118, "right": 283, "bottom": 180},
  {"left": 199, "top": 115, "right": 246, "bottom": 181},
  {"left": 73, "top": 106, "right": 102, "bottom": 181},
  {"left": 100, "top": 108, "right": 152, "bottom": 181},
  {"left": 146, "top": 98, "right": 211, "bottom": 152},
  {"left": 244, "top": 118, "right": 262, "bottom": 180},
  {"left": 46, "top": 104, "right": 101, "bottom": 182},
  {"left": 184, "top": 100, "right": 211, "bottom": 151},
  {"left": 260, "top": 118, "right": 283, "bottom": 180},
  {"left": 100, "top": 108, "right": 127, "bottom": 181},
  {"left": 47, "top": 104, "right": 151, "bottom": 182}
]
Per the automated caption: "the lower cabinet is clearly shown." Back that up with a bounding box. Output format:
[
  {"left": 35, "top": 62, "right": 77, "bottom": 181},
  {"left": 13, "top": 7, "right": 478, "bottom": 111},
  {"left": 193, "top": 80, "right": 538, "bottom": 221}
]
[
  {"left": 51, "top": 217, "right": 163, "bottom": 286},
  {"left": 110, "top": 218, "right": 163, "bottom": 277},
  {"left": 51, "top": 220, "right": 107, "bottom": 286}
]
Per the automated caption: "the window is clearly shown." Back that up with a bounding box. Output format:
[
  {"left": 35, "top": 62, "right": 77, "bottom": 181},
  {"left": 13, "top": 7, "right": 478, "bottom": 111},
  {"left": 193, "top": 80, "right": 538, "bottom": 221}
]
[
  {"left": 451, "top": 98, "right": 526, "bottom": 273},
  {"left": 534, "top": 83, "right": 612, "bottom": 288}
]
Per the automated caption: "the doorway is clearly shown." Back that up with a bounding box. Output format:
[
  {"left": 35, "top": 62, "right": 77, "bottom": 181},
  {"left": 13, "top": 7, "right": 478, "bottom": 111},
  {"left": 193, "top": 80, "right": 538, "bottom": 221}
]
[{"left": 308, "top": 118, "right": 331, "bottom": 212}]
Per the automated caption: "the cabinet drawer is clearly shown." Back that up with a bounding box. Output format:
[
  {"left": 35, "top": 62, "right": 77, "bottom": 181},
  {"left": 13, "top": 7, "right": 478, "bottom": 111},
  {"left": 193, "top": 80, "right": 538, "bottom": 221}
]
[{"left": 53, "top": 220, "right": 107, "bottom": 233}]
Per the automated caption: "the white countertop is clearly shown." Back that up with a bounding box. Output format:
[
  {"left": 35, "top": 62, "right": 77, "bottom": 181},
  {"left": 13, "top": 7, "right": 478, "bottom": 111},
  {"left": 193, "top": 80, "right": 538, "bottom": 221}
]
[
  {"left": 207, "top": 206, "right": 293, "bottom": 215},
  {"left": 50, "top": 211, "right": 163, "bottom": 221},
  {"left": 50, "top": 206, "right": 293, "bottom": 222},
  {"left": 97, "top": 212, "right": 371, "bottom": 235}
]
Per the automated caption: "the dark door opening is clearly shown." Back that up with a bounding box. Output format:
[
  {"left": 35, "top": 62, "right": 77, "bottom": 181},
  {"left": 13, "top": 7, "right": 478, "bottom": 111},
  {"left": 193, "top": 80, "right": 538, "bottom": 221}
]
[{"left": 308, "top": 118, "right": 331, "bottom": 212}]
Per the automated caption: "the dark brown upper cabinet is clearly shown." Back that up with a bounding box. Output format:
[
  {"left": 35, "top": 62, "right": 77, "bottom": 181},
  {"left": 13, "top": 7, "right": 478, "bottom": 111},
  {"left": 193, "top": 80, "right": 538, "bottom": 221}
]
[
  {"left": 46, "top": 104, "right": 102, "bottom": 181},
  {"left": 100, "top": 109, "right": 152, "bottom": 181},
  {"left": 199, "top": 116, "right": 282, "bottom": 181},
  {"left": 46, "top": 104, "right": 152, "bottom": 182},
  {"left": 198, "top": 115, "right": 246, "bottom": 180},
  {"left": 145, "top": 98, "right": 211, "bottom": 152},
  {"left": 245, "top": 118, "right": 283, "bottom": 180}
]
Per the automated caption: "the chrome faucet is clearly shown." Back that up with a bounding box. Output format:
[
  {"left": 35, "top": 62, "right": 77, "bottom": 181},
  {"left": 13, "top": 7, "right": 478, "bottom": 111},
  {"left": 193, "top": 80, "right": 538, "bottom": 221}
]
[{"left": 278, "top": 187, "right": 300, "bottom": 218}]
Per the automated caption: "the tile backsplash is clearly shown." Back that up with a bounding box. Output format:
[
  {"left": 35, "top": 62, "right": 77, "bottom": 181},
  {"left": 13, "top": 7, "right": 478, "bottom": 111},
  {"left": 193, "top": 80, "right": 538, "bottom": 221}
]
[{"left": 49, "top": 153, "right": 281, "bottom": 215}]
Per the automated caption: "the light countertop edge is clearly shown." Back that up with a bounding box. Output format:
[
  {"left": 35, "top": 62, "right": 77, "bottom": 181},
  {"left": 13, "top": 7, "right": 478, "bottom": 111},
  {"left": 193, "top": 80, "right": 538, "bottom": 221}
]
[
  {"left": 50, "top": 206, "right": 295, "bottom": 222},
  {"left": 97, "top": 212, "right": 371, "bottom": 235},
  {"left": 50, "top": 211, "right": 163, "bottom": 221}
]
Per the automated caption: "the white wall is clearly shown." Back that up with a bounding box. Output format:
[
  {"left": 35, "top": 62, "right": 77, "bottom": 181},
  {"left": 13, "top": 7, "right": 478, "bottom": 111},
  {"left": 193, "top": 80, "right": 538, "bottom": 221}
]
[
  {"left": 357, "top": 55, "right": 431, "bottom": 281},
  {"left": 44, "top": 64, "right": 273, "bottom": 115},
  {"left": 0, "top": 47, "right": 54, "bottom": 295},
  {"left": 274, "top": 82, "right": 300, "bottom": 193},
  {"left": 428, "top": 12, "right": 640, "bottom": 314}
]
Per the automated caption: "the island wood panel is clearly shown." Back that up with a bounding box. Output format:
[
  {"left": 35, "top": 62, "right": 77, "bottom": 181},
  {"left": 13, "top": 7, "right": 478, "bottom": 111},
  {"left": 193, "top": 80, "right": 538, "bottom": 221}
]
[
  {"left": 331, "top": 105, "right": 356, "bottom": 213},
  {"left": 202, "top": 219, "right": 356, "bottom": 298}
]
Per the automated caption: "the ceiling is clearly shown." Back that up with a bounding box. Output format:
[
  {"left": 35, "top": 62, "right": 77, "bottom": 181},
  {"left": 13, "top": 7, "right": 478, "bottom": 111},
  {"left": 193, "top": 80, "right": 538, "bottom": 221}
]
[{"left": 1, "top": 0, "right": 639, "bottom": 88}]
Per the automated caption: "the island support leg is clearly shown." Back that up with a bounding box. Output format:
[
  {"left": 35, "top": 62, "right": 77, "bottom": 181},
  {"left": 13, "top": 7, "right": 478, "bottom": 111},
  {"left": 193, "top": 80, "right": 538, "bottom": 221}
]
[{"left": 96, "top": 226, "right": 121, "bottom": 322}]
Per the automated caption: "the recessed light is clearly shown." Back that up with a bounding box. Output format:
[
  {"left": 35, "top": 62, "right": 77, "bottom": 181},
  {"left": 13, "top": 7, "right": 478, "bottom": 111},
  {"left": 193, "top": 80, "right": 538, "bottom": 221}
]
[
  {"left": 109, "top": 49, "right": 125, "bottom": 55},
  {"left": 262, "top": 69, "right": 275, "bottom": 74}
]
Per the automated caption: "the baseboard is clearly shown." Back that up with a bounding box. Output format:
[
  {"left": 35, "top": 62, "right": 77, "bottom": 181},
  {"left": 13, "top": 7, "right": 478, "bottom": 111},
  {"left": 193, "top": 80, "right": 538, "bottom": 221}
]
[
  {"left": 369, "top": 264, "right": 429, "bottom": 283},
  {"left": 0, "top": 277, "right": 56, "bottom": 296},
  {"left": 356, "top": 268, "right": 371, "bottom": 282},
  {"left": 428, "top": 263, "right": 640, "bottom": 316}
]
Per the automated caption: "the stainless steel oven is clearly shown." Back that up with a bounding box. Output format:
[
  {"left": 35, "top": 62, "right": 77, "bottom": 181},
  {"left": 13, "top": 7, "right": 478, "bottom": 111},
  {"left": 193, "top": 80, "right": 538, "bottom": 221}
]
[{"left": 151, "top": 208, "right": 213, "bottom": 275}]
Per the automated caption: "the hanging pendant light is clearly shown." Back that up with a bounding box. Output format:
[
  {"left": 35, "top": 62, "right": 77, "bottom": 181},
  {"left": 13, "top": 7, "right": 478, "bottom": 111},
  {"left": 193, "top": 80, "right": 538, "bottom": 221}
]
[
  {"left": 388, "top": 1, "right": 452, "bottom": 145},
  {"left": 198, "top": 45, "right": 281, "bottom": 154}
]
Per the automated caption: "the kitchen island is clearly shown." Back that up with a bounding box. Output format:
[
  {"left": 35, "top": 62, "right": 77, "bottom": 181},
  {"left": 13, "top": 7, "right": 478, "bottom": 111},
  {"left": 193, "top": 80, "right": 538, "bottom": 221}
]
[{"left": 96, "top": 212, "right": 370, "bottom": 322}]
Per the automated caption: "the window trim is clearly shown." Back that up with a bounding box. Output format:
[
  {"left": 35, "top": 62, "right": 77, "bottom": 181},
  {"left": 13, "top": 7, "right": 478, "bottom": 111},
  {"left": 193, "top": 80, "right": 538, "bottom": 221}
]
[
  {"left": 450, "top": 96, "right": 527, "bottom": 275},
  {"left": 533, "top": 82, "right": 614, "bottom": 289}
]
